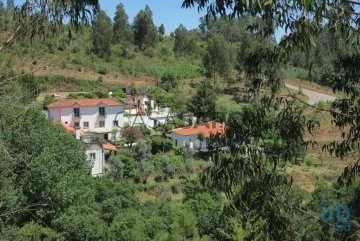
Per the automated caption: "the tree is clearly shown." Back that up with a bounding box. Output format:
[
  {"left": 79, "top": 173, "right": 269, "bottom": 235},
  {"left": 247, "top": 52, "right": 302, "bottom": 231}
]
[
  {"left": 0, "top": 0, "right": 98, "bottom": 53},
  {"left": 92, "top": 10, "right": 113, "bottom": 60},
  {"left": 6, "top": 0, "right": 14, "bottom": 12},
  {"left": 174, "top": 24, "right": 199, "bottom": 56},
  {"left": 204, "top": 34, "right": 235, "bottom": 86},
  {"left": 121, "top": 127, "right": 138, "bottom": 148},
  {"left": 134, "top": 139, "right": 154, "bottom": 183},
  {"left": 197, "top": 132, "right": 205, "bottom": 151},
  {"left": 132, "top": 5, "right": 158, "bottom": 50},
  {"left": 158, "top": 23, "right": 165, "bottom": 36},
  {"left": 187, "top": 80, "right": 217, "bottom": 123},
  {"left": 0, "top": 101, "right": 95, "bottom": 227},
  {"left": 161, "top": 70, "right": 179, "bottom": 91},
  {"left": 113, "top": 3, "right": 133, "bottom": 45}
]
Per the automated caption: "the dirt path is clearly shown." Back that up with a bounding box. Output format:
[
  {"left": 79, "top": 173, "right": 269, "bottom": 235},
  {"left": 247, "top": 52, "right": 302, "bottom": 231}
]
[{"left": 285, "top": 83, "right": 336, "bottom": 105}]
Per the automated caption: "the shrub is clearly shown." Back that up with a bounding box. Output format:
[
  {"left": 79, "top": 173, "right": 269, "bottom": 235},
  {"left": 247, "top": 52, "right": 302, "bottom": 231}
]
[
  {"left": 143, "top": 47, "right": 154, "bottom": 58},
  {"left": 150, "top": 137, "right": 174, "bottom": 154},
  {"left": 43, "top": 94, "right": 56, "bottom": 110},
  {"left": 161, "top": 70, "right": 179, "bottom": 91},
  {"left": 71, "top": 55, "right": 82, "bottom": 65},
  {"left": 305, "top": 155, "right": 315, "bottom": 169},
  {"left": 97, "top": 66, "right": 108, "bottom": 75}
]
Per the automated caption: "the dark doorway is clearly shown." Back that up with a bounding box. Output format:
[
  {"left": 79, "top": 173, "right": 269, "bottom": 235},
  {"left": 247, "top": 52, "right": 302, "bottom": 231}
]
[{"left": 104, "top": 133, "right": 109, "bottom": 140}]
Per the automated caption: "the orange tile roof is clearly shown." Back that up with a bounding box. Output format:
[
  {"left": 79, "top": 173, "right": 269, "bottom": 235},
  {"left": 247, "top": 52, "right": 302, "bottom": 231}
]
[
  {"left": 103, "top": 143, "right": 118, "bottom": 151},
  {"left": 172, "top": 121, "right": 225, "bottom": 137},
  {"left": 56, "top": 122, "right": 85, "bottom": 136},
  {"left": 57, "top": 122, "right": 75, "bottom": 134},
  {"left": 47, "top": 98, "right": 122, "bottom": 108}
]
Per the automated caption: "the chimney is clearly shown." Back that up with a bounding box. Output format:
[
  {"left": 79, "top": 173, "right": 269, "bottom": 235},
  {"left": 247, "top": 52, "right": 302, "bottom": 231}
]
[
  {"left": 192, "top": 117, "right": 196, "bottom": 126},
  {"left": 108, "top": 91, "right": 113, "bottom": 99},
  {"left": 126, "top": 83, "right": 132, "bottom": 95},
  {"left": 75, "top": 128, "right": 81, "bottom": 140}
]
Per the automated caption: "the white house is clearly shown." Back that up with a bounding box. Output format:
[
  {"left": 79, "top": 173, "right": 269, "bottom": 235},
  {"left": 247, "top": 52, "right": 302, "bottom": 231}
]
[
  {"left": 172, "top": 121, "right": 225, "bottom": 149},
  {"left": 47, "top": 98, "right": 124, "bottom": 141},
  {"left": 85, "top": 141, "right": 105, "bottom": 176}
]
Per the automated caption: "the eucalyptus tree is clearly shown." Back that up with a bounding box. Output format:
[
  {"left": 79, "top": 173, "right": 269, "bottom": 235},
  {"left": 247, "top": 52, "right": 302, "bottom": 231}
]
[
  {"left": 132, "top": 5, "right": 158, "bottom": 50},
  {"left": 203, "top": 33, "right": 235, "bottom": 86},
  {"left": 113, "top": 3, "right": 133, "bottom": 45},
  {"left": 183, "top": 0, "right": 360, "bottom": 239},
  {"left": 92, "top": 10, "right": 113, "bottom": 60},
  {"left": 187, "top": 80, "right": 217, "bottom": 123},
  {"left": 0, "top": 0, "right": 99, "bottom": 53},
  {"left": 174, "top": 24, "right": 199, "bottom": 56},
  {"left": 158, "top": 23, "right": 165, "bottom": 36}
]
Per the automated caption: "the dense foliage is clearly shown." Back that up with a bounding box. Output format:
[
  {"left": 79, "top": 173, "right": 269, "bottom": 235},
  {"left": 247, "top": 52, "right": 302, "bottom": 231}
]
[{"left": 1, "top": 0, "right": 360, "bottom": 240}]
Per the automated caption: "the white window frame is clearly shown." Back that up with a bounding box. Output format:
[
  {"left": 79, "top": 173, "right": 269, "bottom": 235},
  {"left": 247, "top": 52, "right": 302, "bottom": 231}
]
[{"left": 99, "top": 120, "right": 105, "bottom": 128}]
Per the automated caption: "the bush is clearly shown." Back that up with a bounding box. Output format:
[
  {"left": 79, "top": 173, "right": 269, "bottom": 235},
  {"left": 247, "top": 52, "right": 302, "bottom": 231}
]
[
  {"left": 161, "top": 70, "right": 179, "bottom": 91},
  {"left": 71, "top": 55, "right": 82, "bottom": 65},
  {"left": 144, "top": 47, "right": 154, "bottom": 58},
  {"left": 150, "top": 137, "right": 174, "bottom": 154},
  {"left": 305, "top": 155, "right": 315, "bottom": 169},
  {"left": 43, "top": 94, "right": 56, "bottom": 110},
  {"left": 97, "top": 66, "right": 108, "bottom": 75}
]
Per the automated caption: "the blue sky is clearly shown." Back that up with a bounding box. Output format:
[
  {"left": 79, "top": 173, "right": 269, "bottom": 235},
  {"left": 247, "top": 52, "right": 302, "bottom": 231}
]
[{"left": 100, "top": 0, "right": 205, "bottom": 34}]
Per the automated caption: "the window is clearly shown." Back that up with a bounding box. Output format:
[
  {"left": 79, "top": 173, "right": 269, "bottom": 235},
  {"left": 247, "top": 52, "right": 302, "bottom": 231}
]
[
  {"left": 99, "top": 107, "right": 106, "bottom": 116},
  {"left": 113, "top": 120, "right": 119, "bottom": 126},
  {"left": 90, "top": 153, "right": 96, "bottom": 160},
  {"left": 83, "top": 122, "right": 89, "bottom": 129},
  {"left": 73, "top": 107, "right": 80, "bottom": 117},
  {"left": 99, "top": 121, "right": 105, "bottom": 127},
  {"left": 74, "top": 122, "right": 80, "bottom": 128}
]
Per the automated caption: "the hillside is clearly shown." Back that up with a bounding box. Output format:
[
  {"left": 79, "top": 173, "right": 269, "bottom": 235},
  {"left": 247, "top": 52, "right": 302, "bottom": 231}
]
[{"left": 2, "top": 1, "right": 360, "bottom": 240}]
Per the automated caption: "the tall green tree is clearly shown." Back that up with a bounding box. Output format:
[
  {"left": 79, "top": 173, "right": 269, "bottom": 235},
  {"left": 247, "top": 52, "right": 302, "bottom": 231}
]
[
  {"left": 204, "top": 34, "right": 235, "bottom": 86},
  {"left": 158, "top": 23, "right": 165, "bottom": 36},
  {"left": 6, "top": 0, "right": 14, "bottom": 12},
  {"left": 0, "top": 101, "right": 95, "bottom": 226},
  {"left": 174, "top": 24, "right": 199, "bottom": 56},
  {"left": 92, "top": 10, "right": 113, "bottom": 60},
  {"left": 113, "top": 3, "right": 133, "bottom": 45},
  {"left": 134, "top": 139, "right": 154, "bottom": 183},
  {"left": 187, "top": 80, "right": 217, "bottom": 123},
  {"left": 132, "top": 5, "right": 158, "bottom": 50}
]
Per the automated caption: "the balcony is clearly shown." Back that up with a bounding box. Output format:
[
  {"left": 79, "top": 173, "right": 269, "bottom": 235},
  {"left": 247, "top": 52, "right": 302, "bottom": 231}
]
[
  {"left": 72, "top": 113, "right": 82, "bottom": 119},
  {"left": 97, "top": 113, "right": 107, "bottom": 119}
]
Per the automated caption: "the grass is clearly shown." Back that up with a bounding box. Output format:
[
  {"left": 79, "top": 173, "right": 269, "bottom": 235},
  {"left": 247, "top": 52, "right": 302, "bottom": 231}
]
[{"left": 3, "top": 28, "right": 203, "bottom": 87}]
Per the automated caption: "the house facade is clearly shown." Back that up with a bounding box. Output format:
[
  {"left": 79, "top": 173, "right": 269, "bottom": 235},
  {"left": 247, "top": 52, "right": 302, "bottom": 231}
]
[
  {"left": 85, "top": 142, "right": 105, "bottom": 176},
  {"left": 47, "top": 98, "right": 124, "bottom": 140},
  {"left": 172, "top": 121, "right": 225, "bottom": 150}
]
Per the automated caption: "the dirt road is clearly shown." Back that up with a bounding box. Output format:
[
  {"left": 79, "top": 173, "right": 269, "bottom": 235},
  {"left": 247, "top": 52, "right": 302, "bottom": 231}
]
[{"left": 285, "top": 84, "right": 336, "bottom": 105}]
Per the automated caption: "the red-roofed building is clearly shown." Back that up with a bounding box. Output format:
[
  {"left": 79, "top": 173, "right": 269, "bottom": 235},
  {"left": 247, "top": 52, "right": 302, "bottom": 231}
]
[
  {"left": 48, "top": 98, "right": 124, "bottom": 141},
  {"left": 172, "top": 121, "right": 225, "bottom": 149}
]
